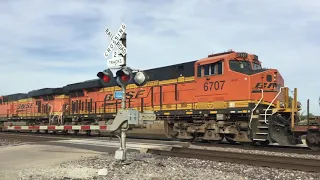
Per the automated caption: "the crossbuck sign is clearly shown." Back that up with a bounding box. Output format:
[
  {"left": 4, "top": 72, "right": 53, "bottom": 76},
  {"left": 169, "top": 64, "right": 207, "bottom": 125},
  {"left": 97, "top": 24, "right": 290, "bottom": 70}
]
[{"left": 104, "top": 23, "right": 127, "bottom": 68}]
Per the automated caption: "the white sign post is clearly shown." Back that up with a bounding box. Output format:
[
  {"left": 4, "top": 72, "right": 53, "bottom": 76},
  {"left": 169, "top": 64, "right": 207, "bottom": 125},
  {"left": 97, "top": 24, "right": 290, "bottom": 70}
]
[
  {"left": 107, "top": 52, "right": 125, "bottom": 67},
  {"left": 104, "top": 23, "right": 127, "bottom": 68}
]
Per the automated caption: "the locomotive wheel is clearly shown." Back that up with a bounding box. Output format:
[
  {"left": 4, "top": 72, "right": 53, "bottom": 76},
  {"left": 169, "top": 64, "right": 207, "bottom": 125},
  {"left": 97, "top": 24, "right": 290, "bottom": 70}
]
[
  {"left": 164, "top": 120, "right": 175, "bottom": 138},
  {"left": 225, "top": 135, "right": 237, "bottom": 144},
  {"left": 255, "top": 140, "right": 270, "bottom": 146},
  {"left": 306, "top": 131, "right": 320, "bottom": 151},
  {"left": 202, "top": 139, "right": 223, "bottom": 144}
]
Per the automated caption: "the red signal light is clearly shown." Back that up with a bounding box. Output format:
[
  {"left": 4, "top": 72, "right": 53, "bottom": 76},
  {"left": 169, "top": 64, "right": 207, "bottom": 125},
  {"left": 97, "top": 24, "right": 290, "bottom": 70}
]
[
  {"left": 97, "top": 69, "right": 114, "bottom": 86},
  {"left": 121, "top": 75, "right": 130, "bottom": 82},
  {"left": 103, "top": 75, "right": 111, "bottom": 82},
  {"left": 115, "top": 68, "right": 133, "bottom": 87}
]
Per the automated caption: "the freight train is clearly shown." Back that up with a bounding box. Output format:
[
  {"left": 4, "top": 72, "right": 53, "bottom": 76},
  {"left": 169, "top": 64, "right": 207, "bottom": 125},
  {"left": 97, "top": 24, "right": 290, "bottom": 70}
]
[{"left": 1, "top": 50, "right": 319, "bottom": 150}]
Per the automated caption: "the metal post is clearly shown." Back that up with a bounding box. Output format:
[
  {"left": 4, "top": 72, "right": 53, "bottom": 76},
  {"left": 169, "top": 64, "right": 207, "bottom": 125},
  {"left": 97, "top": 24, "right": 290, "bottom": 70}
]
[
  {"left": 307, "top": 99, "right": 310, "bottom": 130},
  {"left": 120, "top": 128, "right": 126, "bottom": 152},
  {"left": 122, "top": 33, "right": 127, "bottom": 66},
  {"left": 120, "top": 84, "right": 127, "bottom": 159},
  {"left": 121, "top": 85, "right": 126, "bottom": 109}
]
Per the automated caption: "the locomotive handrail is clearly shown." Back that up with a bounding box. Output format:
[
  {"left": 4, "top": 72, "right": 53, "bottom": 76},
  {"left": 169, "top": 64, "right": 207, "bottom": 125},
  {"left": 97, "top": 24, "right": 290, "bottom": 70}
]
[
  {"left": 48, "top": 104, "right": 53, "bottom": 125},
  {"left": 264, "top": 87, "right": 285, "bottom": 124},
  {"left": 249, "top": 89, "right": 264, "bottom": 129}
]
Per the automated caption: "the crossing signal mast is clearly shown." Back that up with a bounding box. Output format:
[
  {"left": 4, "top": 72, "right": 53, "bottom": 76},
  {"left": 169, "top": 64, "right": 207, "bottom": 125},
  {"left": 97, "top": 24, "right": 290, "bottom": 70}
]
[{"left": 97, "top": 23, "right": 152, "bottom": 161}]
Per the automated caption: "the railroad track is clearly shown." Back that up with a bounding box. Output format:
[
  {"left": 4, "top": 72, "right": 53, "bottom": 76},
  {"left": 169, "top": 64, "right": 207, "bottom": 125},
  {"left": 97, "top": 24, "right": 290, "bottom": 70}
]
[
  {"left": 1, "top": 131, "right": 319, "bottom": 156},
  {"left": 190, "top": 141, "right": 320, "bottom": 156},
  {"left": 2, "top": 131, "right": 320, "bottom": 172},
  {"left": 147, "top": 147, "right": 320, "bottom": 173}
]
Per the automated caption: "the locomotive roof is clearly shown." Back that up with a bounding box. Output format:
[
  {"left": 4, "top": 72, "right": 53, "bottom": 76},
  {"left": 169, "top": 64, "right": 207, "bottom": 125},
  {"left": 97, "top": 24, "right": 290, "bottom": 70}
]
[
  {"left": 62, "top": 79, "right": 102, "bottom": 93},
  {"left": 197, "top": 51, "right": 235, "bottom": 65},
  {"left": 63, "top": 60, "right": 196, "bottom": 92},
  {"left": 2, "top": 93, "right": 28, "bottom": 102},
  {"left": 28, "top": 88, "right": 64, "bottom": 97},
  {"left": 0, "top": 58, "right": 199, "bottom": 100}
]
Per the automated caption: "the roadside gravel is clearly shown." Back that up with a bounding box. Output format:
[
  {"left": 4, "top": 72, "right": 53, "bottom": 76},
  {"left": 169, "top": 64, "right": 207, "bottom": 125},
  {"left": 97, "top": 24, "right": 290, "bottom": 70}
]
[
  {"left": 189, "top": 144, "right": 320, "bottom": 160},
  {"left": 17, "top": 152, "right": 320, "bottom": 180},
  {"left": 0, "top": 138, "right": 24, "bottom": 148}
]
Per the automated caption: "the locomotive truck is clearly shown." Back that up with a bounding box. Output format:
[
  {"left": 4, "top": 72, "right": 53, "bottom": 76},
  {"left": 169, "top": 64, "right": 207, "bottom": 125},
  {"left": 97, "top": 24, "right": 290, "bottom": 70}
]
[{"left": 0, "top": 50, "right": 319, "bottom": 150}]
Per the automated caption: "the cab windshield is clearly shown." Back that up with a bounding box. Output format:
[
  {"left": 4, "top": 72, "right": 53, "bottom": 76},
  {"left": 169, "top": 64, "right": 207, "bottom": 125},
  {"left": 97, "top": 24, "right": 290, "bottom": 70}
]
[
  {"left": 229, "top": 60, "right": 252, "bottom": 73},
  {"left": 253, "top": 62, "right": 262, "bottom": 70}
]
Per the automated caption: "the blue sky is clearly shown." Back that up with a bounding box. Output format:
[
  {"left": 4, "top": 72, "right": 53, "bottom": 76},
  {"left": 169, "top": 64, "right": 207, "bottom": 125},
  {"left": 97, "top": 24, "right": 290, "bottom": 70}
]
[{"left": 0, "top": 0, "right": 319, "bottom": 114}]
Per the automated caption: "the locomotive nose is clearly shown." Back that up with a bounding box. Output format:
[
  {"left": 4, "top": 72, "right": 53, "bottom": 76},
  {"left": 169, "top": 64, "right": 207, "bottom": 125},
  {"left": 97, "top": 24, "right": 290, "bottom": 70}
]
[{"left": 263, "top": 69, "right": 283, "bottom": 90}]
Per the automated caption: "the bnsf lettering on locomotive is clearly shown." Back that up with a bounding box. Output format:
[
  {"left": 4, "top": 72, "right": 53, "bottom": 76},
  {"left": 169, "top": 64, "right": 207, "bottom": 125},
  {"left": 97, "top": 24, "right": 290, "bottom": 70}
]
[
  {"left": 104, "top": 90, "right": 146, "bottom": 101},
  {"left": 255, "top": 82, "right": 278, "bottom": 89},
  {"left": 204, "top": 81, "right": 225, "bottom": 91},
  {"left": 17, "top": 103, "right": 33, "bottom": 110}
]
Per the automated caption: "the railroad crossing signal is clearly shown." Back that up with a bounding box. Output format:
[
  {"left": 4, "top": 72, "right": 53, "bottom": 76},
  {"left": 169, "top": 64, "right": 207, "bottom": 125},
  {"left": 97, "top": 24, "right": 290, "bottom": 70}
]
[
  {"left": 104, "top": 23, "right": 127, "bottom": 68},
  {"left": 98, "top": 23, "right": 150, "bottom": 161}
]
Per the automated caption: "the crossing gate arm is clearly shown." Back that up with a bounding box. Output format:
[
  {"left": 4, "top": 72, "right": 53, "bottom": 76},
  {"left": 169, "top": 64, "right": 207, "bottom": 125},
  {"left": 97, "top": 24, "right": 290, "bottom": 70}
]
[{"left": 3, "top": 109, "right": 156, "bottom": 132}]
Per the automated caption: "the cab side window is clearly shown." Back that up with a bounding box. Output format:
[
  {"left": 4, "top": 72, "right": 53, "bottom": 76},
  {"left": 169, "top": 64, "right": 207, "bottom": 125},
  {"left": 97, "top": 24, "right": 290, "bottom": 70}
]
[
  {"left": 210, "top": 61, "right": 223, "bottom": 75},
  {"left": 197, "top": 61, "right": 223, "bottom": 77},
  {"left": 203, "top": 64, "right": 210, "bottom": 76}
]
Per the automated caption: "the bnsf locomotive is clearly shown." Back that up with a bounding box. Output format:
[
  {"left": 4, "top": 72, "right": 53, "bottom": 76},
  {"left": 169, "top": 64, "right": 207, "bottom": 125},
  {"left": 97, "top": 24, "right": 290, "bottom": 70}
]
[{"left": 1, "top": 50, "right": 319, "bottom": 150}]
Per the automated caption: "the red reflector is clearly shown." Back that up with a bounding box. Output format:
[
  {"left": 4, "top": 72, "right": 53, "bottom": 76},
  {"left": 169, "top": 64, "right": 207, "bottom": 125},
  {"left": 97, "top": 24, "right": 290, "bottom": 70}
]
[
  {"left": 121, "top": 75, "right": 130, "bottom": 82},
  {"left": 103, "top": 75, "right": 110, "bottom": 82}
]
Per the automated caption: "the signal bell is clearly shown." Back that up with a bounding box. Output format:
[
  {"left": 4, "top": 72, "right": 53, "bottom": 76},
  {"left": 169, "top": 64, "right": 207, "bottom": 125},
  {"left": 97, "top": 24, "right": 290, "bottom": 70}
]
[
  {"left": 97, "top": 69, "right": 114, "bottom": 86},
  {"left": 134, "top": 71, "right": 149, "bottom": 86}
]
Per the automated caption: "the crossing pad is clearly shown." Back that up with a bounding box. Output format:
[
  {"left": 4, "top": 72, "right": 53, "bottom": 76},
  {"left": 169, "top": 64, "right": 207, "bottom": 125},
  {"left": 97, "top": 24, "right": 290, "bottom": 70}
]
[{"left": 51, "top": 139, "right": 188, "bottom": 152}]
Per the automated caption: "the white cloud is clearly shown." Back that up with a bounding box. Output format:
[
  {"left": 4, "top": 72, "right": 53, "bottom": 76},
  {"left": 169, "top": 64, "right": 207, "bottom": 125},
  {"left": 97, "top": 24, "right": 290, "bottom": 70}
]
[{"left": 0, "top": 0, "right": 319, "bottom": 114}]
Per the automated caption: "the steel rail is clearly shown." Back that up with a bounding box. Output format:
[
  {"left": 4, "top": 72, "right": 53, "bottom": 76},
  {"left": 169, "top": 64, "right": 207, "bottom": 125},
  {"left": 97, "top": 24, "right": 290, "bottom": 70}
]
[
  {"left": 147, "top": 147, "right": 320, "bottom": 173},
  {"left": 1, "top": 131, "right": 320, "bottom": 156}
]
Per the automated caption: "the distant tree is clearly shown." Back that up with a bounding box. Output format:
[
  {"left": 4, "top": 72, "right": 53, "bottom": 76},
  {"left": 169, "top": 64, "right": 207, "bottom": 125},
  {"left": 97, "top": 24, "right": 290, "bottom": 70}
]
[
  {"left": 287, "top": 96, "right": 315, "bottom": 120},
  {"left": 299, "top": 113, "right": 315, "bottom": 120},
  {"left": 288, "top": 96, "right": 301, "bottom": 108}
]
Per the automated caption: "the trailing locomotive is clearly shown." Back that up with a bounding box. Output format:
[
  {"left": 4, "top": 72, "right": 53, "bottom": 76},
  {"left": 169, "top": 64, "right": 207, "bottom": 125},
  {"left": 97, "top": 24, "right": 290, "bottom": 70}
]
[{"left": 0, "top": 50, "right": 319, "bottom": 150}]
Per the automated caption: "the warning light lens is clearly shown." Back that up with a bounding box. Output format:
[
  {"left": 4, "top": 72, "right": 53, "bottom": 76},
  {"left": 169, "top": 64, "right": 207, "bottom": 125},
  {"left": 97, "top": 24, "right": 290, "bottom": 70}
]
[
  {"left": 103, "top": 75, "right": 110, "bottom": 82},
  {"left": 97, "top": 69, "right": 114, "bottom": 85},
  {"left": 121, "top": 75, "right": 130, "bottom": 82}
]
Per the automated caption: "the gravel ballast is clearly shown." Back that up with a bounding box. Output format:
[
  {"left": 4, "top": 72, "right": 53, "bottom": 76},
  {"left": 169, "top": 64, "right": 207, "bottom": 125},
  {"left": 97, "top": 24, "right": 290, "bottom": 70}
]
[
  {"left": 15, "top": 152, "right": 320, "bottom": 180},
  {"left": 189, "top": 144, "right": 320, "bottom": 160}
]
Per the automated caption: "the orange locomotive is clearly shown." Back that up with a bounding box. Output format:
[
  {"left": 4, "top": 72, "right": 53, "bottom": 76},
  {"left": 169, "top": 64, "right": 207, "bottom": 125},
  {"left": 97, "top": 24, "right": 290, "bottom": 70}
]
[{"left": 0, "top": 50, "right": 318, "bottom": 149}]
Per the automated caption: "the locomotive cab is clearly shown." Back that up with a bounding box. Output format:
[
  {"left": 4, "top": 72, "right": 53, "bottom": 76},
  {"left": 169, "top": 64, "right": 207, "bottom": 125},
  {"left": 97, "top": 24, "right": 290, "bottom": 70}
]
[{"left": 195, "top": 51, "right": 285, "bottom": 105}]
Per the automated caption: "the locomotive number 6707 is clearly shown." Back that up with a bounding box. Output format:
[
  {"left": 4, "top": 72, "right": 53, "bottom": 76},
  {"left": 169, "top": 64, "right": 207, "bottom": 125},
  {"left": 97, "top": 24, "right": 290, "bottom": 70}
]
[{"left": 203, "top": 80, "right": 225, "bottom": 91}]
